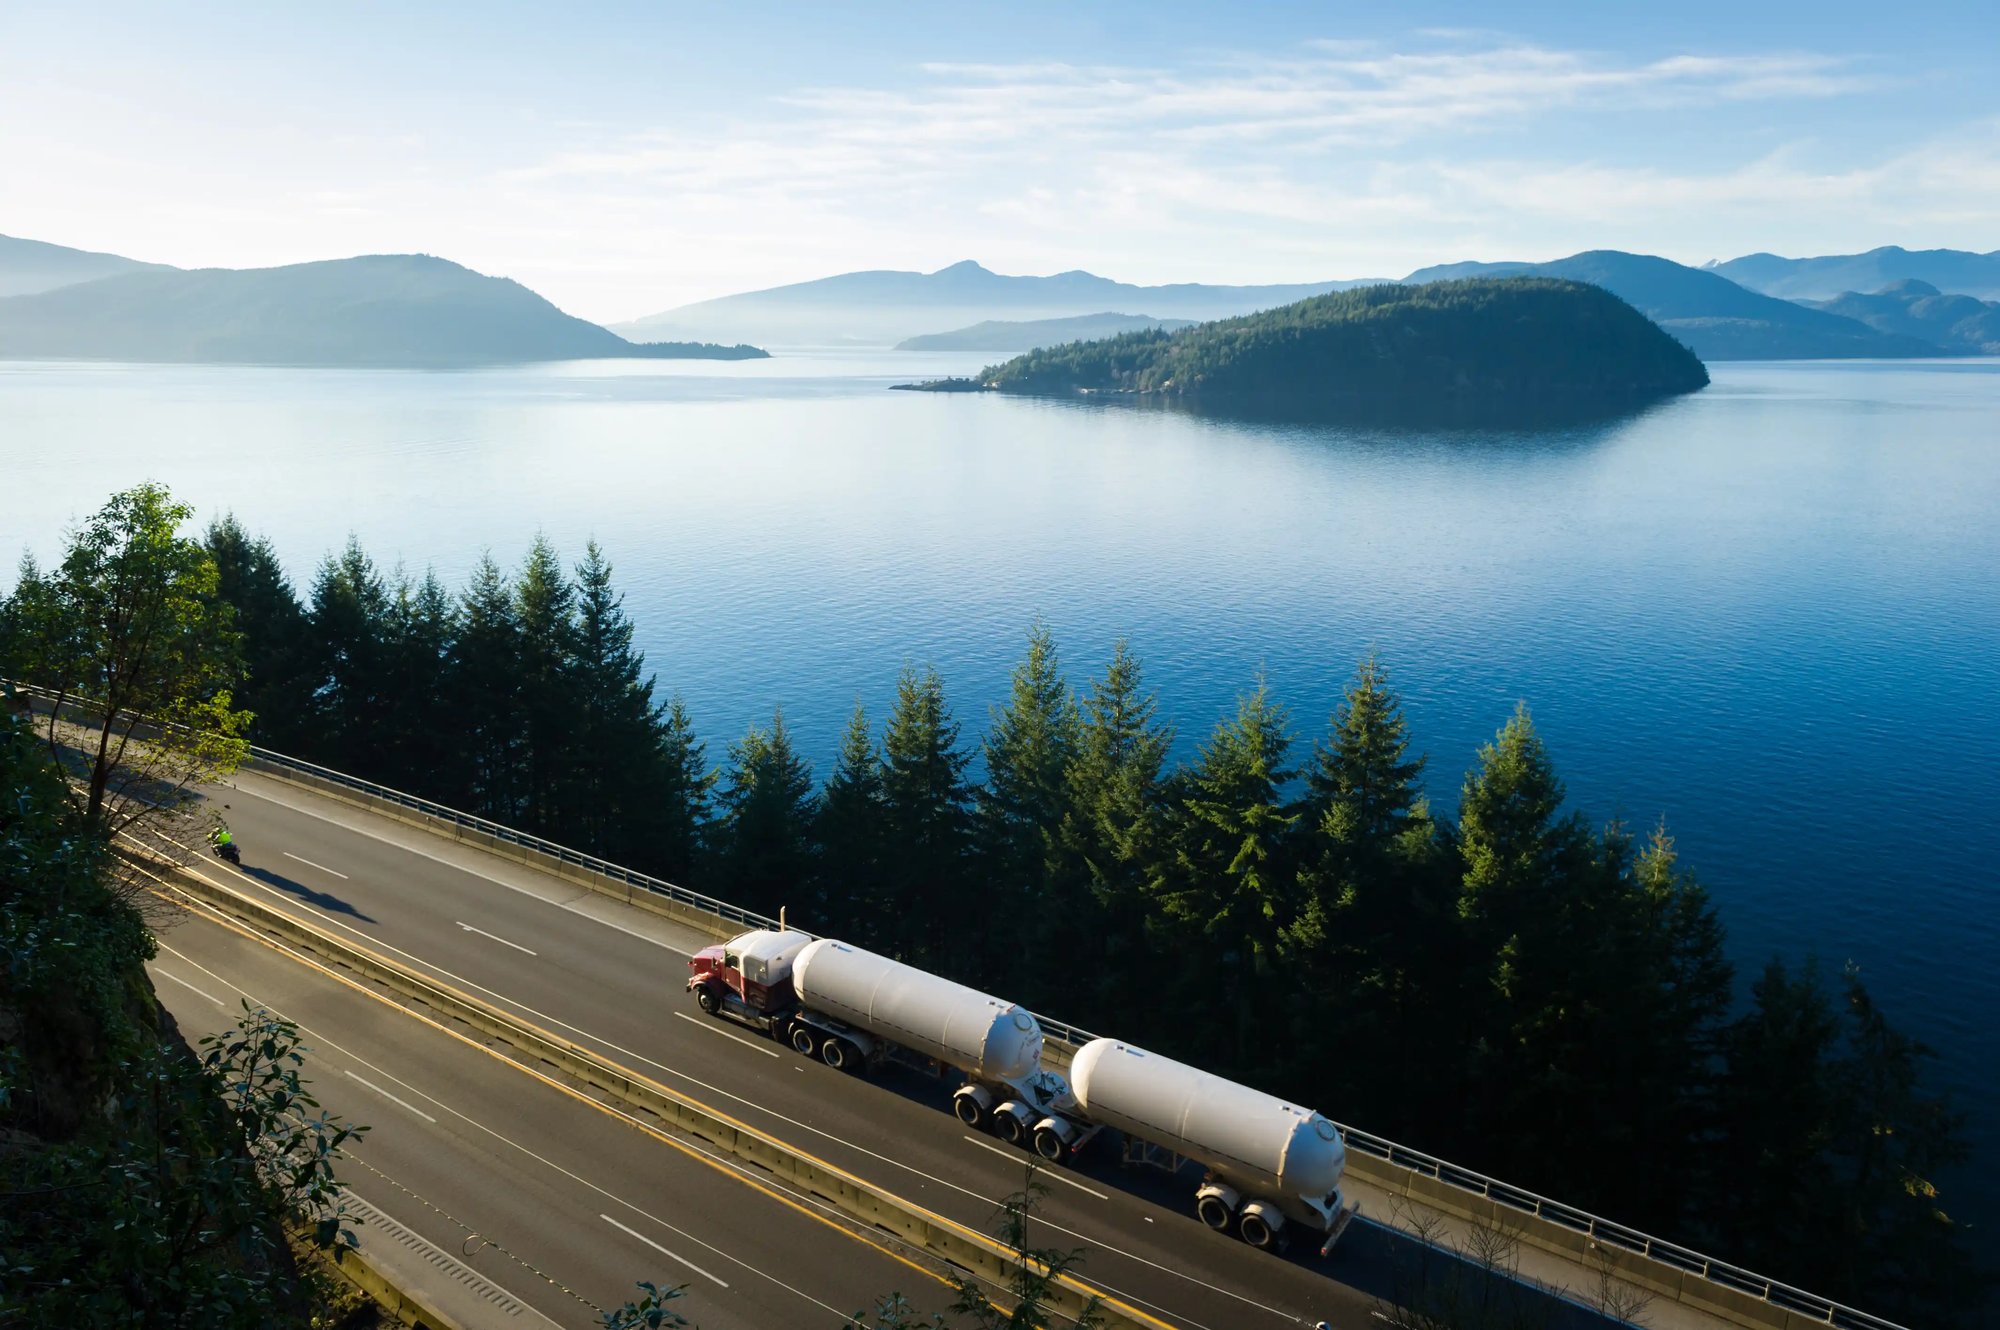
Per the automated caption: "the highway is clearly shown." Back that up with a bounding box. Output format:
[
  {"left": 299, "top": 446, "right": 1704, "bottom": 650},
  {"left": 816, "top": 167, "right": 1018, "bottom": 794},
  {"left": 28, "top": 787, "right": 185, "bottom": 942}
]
[
  {"left": 152, "top": 765, "right": 1631, "bottom": 1330},
  {"left": 147, "top": 893, "right": 961, "bottom": 1330}
]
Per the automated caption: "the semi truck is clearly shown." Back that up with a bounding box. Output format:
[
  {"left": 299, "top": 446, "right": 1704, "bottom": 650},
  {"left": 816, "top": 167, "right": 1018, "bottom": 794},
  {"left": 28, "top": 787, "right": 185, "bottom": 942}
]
[
  {"left": 686, "top": 928, "right": 1356, "bottom": 1254},
  {"left": 686, "top": 930, "right": 1077, "bottom": 1141}
]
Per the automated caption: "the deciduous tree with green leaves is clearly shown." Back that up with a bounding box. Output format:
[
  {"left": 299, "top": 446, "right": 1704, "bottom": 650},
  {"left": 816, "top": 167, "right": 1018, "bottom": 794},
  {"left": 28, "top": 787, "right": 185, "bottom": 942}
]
[{"left": 3, "top": 482, "right": 248, "bottom": 835}]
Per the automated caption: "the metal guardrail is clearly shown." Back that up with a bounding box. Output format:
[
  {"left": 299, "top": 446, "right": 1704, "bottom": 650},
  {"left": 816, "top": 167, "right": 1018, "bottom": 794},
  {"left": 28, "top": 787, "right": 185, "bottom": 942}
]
[
  {"left": 6, "top": 679, "right": 1909, "bottom": 1330},
  {"left": 236, "top": 738, "right": 1907, "bottom": 1330}
]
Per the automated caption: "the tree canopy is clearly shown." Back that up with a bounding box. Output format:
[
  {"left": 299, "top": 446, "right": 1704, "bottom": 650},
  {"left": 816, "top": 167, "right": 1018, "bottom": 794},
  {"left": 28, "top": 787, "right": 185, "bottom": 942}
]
[{"left": 966, "top": 278, "right": 1710, "bottom": 422}]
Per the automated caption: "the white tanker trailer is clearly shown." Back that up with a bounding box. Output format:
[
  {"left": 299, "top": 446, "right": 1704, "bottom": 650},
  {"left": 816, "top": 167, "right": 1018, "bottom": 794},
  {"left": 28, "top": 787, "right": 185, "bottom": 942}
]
[
  {"left": 685, "top": 931, "right": 1354, "bottom": 1255},
  {"left": 1064, "top": 1038, "right": 1357, "bottom": 1253},
  {"left": 686, "top": 931, "right": 1076, "bottom": 1137}
]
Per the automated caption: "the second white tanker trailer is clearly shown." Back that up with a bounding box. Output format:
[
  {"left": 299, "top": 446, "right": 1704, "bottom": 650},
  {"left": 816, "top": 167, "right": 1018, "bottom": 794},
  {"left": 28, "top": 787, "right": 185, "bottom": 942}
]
[{"left": 686, "top": 929, "right": 1356, "bottom": 1254}]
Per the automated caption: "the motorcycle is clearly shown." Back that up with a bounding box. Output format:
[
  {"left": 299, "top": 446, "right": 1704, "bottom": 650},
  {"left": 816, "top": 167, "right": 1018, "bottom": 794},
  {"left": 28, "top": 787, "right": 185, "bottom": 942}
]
[{"left": 212, "top": 838, "right": 240, "bottom": 865}]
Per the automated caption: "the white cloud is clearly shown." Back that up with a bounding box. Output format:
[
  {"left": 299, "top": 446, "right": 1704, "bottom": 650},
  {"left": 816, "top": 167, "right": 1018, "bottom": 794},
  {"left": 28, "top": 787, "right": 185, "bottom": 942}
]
[{"left": 6, "top": 29, "right": 1990, "bottom": 322}]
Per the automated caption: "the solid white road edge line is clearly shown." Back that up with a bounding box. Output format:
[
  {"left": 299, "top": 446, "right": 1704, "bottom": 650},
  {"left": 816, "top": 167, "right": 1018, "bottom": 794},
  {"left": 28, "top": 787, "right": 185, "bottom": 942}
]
[
  {"left": 148, "top": 935, "right": 862, "bottom": 1324},
  {"left": 675, "top": 1011, "right": 781, "bottom": 1057},
  {"left": 600, "top": 1213, "right": 730, "bottom": 1288},
  {"left": 148, "top": 837, "right": 1279, "bottom": 1326},
  {"left": 153, "top": 968, "right": 226, "bottom": 1007},
  {"left": 959, "top": 1135, "right": 1109, "bottom": 1199},
  {"left": 346, "top": 1070, "right": 439, "bottom": 1123},
  {"left": 456, "top": 921, "right": 539, "bottom": 955}
]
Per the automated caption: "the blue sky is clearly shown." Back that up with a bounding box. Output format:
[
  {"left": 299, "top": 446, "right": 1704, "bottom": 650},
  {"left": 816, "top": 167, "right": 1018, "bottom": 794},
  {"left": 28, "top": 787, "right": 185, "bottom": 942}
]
[{"left": 2, "top": 1, "right": 1996, "bottom": 320}]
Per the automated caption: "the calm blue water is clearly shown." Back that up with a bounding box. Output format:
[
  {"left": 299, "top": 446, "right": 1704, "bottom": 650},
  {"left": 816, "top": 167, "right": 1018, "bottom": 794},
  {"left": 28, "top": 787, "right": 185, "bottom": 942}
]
[{"left": 5, "top": 353, "right": 1998, "bottom": 1218}]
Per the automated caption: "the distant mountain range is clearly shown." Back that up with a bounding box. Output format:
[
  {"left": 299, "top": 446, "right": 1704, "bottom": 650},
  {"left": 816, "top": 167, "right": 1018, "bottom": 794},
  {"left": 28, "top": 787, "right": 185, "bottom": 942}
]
[
  {"left": 0, "top": 243, "right": 765, "bottom": 366},
  {"left": 1402, "top": 251, "right": 1940, "bottom": 360},
  {"left": 895, "top": 312, "right": 1196, "bottom": 352},
  {"left": 0, "top": 233, "right": 172, "bottom": 297},
  {"left": 615, "top": 260, "right": 1387, "bottom": 347},
  {"left": 9, "top": 232, "right": 1996, "bottom": 368},
  {"left": 1807, "top": 280, "right": 2000, "bottom": 355},
  {"left": 1706, "top": 246, "right": 2000, "bottom": 302}
]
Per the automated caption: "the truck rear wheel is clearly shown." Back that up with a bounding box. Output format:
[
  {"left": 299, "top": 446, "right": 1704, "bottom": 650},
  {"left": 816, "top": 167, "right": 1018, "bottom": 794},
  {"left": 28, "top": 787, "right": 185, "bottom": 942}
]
[
  {"left": 821, "top": 1038, "right": 857, "bottom": 1072},
  {"left": 1196, "top": 1194, "right": 1234, "bottom": 1231},
  {"left": 790, "top": 1026, "right": 819, "bottom": 1057},
  {"left": 1239, "top": 1212, "right": 1277, "bottom": 1250},
  {"left": 695, "top": 985, "right": 721, "bottom": 1016}
]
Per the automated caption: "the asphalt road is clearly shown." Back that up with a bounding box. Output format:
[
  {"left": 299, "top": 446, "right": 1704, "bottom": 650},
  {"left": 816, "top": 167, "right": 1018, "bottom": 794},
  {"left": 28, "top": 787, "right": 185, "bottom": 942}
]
[
  {"left": 159, "top": 768, "right": 1625, "bottom": 1330},
  {"left": 148, "top": 897, "right": 959, "bottom": 1330}
]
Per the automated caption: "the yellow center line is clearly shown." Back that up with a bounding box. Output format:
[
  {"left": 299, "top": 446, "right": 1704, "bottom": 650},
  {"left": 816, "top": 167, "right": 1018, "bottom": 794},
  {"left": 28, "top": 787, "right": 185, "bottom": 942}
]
[
  {"left": 128, "top": 839, "right": 1184, "bottom": 1330},
  {"left": 135, "top": 865, "right": 954, "bottom": 1301}
]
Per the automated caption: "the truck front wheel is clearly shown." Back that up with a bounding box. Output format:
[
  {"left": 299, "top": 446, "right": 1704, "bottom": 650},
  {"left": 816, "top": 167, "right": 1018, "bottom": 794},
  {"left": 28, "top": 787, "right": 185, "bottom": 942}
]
[{"left": 696, "top": 985, "right": 721, "bottom": 1016}]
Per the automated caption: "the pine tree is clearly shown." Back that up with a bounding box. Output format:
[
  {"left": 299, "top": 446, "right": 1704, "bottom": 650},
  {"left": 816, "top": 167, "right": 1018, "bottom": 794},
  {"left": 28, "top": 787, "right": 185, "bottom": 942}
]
[
  {"left": 449, "top": 554, "right": 524, "bottom": 819},
  {"left": 1148, "top": 680, "right": 1297, "bottom": 1065},
  {"left": 715, "top": 711, "right": 817, "bottom": 918},
  {"left": 877, "top": 666, "right": 973, "bottom": 972},
  {"left": 570, "top": 541, "right": 662, "bottom": 860},
  {"left": 1055, "top": 641, "right": 1171, "bottom": 1029},
  {"left": 203, "top": 516, "right": 315, "bottom": 750},
  {"left": 816, "top": 703, "right": 886, "bottom": 943},
  {"left": 647, "top": 694, "right": 712, "bottom": 885},
  {"left": 1612, "top": 822, "right": 1733, "bottom": 1225},
  {"left": 1712, "top": 960, "right": 1982, "bottom": 1323},
  {"left": 1281, "top": 658, "right": 1449, "bottom": 1135},
  {"left": 378, "top": 567, "right": 457, "bottom": 793},
  {"left": 977, "top": 623, "right": 1080, "bottom": 996},
  {"left": 1451, "top": 704, "right": 1609, "bottom": 1175},
  {"left": 514, "top": 536, "right": 580, "bottom": 837},
  {"left": 304, "top": 536, "right": 392, "bottom": 775}
]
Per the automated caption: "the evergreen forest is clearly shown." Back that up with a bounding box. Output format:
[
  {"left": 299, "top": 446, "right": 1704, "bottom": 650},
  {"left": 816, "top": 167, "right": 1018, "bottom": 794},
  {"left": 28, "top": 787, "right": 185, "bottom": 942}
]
[
  {"left": 0, "top": 493, "right": 1985, "bottom": 1324},
  {"left": 964, "top": 278, "right": 1711, "bottom": 421}
]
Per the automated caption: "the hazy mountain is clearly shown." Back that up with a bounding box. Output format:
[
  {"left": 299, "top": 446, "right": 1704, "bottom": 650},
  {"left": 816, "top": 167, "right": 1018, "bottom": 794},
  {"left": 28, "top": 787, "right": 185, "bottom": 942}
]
[
  {"left": 0, "top": 254, "right": 766, "bottom": 365},
  {"left": 1808, "top": 280, "right": 2000, "bottom": 355},
  {"left": 1707, "top": 246, "right": 2000, "bottom": 302},
  {"left": 0, "top": 234, "right": 173, "bottom": 298},
  {"left": 906, "top": 278, "right": 1708, "bottom": 425},
  {"left": 895, "top": 311, "right": 1196, "bottom": 352},
  {"left": 1403, "top": 251, "right": 1942, "bottom": 360},
  {"left": 616, "top": 260, "right": 1387, "bottom": 347}
]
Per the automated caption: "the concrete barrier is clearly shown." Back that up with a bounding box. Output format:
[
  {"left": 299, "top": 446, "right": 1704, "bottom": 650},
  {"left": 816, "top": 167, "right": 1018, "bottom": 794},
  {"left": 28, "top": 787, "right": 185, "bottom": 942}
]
[
  {"left": 306, "top": 1241, "right": 466, "bottom": 1330},
  {"left": 133, "top": 849, "right": 1148, "bottom": 1330},
  {"left": 236, "top": 760, "right": 1896, "bottom": 1330}
]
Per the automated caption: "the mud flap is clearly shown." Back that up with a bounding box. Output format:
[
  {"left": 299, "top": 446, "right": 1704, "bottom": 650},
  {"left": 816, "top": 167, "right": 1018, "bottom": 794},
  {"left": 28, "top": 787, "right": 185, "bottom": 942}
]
[{"left": 1319, "top": 1200, "right": 1359, "bottom": 1256}]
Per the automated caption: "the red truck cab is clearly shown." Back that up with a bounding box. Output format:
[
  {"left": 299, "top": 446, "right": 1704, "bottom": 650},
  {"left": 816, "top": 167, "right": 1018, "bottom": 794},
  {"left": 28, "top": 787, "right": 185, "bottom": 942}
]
[{"left": 687, "top": 929, "right": 811, "bottom": 1016}]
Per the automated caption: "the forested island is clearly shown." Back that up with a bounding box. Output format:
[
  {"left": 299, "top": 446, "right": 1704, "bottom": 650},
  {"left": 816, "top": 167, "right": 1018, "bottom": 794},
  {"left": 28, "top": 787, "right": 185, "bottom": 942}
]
[
  {"left": 4, "top": 484, "right": 1980, "bottom": 1325},
  {"left": 900, "top": 278, "right": 1709, "bottom": 423}
]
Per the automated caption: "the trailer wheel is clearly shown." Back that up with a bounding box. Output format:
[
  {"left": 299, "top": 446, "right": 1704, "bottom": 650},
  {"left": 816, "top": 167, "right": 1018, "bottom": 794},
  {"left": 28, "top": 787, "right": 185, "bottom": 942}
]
[
  {"left": 821, "top": 1038, "right": 856, "bottom": 1072},
  {"left": 996, "top": 1111, "right": 1029, "bottom": 1147},
  {"left": 790, "top": 1025, "right": 820, "bottom": 1057},
  {"left": 1196, "top": 1194, "right": 1234, "bottom": 1232},
  {"left": 695, "top": 985, "right": 721, "bottom": 1016},
  {"left": 1032, "top": 1125, "right": 1067, "bottom": 1162},
  {"left": 953, "top": 1092, "right": 987, "bottom": 1129},
  {"left": 1238, "top": 1212, "right": 1277, "bottom": 1250}
]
